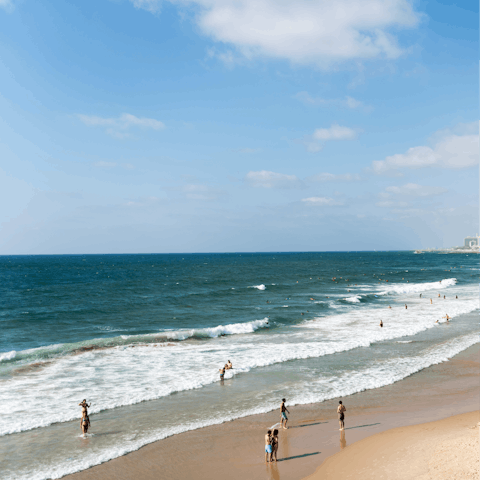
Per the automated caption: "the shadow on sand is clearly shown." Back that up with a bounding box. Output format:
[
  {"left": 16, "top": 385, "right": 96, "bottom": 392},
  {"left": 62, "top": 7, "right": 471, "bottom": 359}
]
[
  {"left": 291, "top": 421, "right": 329, "bottom": 429},
  {"left": 345, "top": 423, "right": 380, "bottom": 430},
  {"left": 277, "top": 452, "right": 321, "bottom": 462}
]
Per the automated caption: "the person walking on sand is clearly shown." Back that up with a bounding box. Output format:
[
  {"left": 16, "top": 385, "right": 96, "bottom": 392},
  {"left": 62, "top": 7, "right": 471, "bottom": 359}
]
[
  {"left": 280, "top": 398, "right": 290, "bottom": 429},
  {"left": 265, "top": 430, "right": 273, "bottom": 463},
  {"left": 271, "top": 429, "right": 279, "bottom": 462},
  {"left": 80, "top": 411, "right": 90, "bottom": 437},
  {"left": 337, "top": 401, "right": 346, "bottom": 430}
]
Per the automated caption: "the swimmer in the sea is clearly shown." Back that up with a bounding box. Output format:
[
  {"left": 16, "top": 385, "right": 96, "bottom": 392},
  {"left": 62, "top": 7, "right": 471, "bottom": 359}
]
[
  {"left": 405, "top": 304, "right": 408, "bottom": 309},
  {"left": 79, "top": 399, "right": 91, "bottom": 415},
  {"left": 443, "top": 295, "right": 445, "bottom": 299},
  {"left": 430, "top": 299, "right": 433, "bottom": 304},
  {"left": 219, "top": 365, "right": 226, "bottom": 379},
  {"left": 379, "top": 320, "right": 383, "bottom": 327},
  {"left": 420, "top": 294, "right": 422, "bottom": 298},
  {"left": 226, "top": 360, "right": 233, "bottom": 370},
  {"left": 388, "top": 305, "right": 391, "bottom": 309},
  {"left": 456, "top": 295, "right": 458, "bottom": 299},
  {"left": 443, "top": 314, "right": 451, "bottom": 322}
]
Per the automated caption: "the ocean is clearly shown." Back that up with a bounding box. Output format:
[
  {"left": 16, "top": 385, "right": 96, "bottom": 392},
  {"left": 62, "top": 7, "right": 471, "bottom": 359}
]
[{"left": 0, "top": 251, "right": 478, "bottom": 480}]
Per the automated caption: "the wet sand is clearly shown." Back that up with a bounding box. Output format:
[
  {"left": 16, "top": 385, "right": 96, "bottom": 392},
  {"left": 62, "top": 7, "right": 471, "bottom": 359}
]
[{"left": 67, "top": 343, "right": 479, "bottom": 480}]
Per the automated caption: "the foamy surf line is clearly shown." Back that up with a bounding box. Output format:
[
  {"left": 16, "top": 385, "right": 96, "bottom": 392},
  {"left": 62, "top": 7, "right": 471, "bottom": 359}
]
[
  {"left": 0, "top": 318, "right": 270, "bottom": 367},
  {"left": 6, "top": 332, "right": 479, "bottom": 480}
]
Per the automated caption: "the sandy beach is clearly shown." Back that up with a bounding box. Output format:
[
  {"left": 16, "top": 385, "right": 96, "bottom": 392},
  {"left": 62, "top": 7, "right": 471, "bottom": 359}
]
[{"left": 66, "top": 343, "right": 479, "bottom": 480}]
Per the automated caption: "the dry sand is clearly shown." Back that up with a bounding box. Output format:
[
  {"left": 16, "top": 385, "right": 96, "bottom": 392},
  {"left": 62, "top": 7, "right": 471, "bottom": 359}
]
[
  {"left": 304, "top": 411, "right": 479, "bottom": 480},
  {"left": 67, "top": 344, "right": 479, "bottom": 480}
]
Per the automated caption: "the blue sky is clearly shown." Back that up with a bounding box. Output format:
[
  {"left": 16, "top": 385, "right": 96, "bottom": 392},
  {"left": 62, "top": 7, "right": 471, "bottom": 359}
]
[{"left": 0, "top": 0, "right": 478, "bottom": 253}]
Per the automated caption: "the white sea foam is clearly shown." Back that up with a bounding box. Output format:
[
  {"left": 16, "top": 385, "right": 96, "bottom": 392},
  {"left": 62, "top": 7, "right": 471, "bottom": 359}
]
[
  {"left": 344, "top": 295, "right": 361, "bottom": 303},
  {"left": 4, "top": 331, "right": 478, "bottom": 480},
  {"left": 251, "top": 284, "right": 266, "bottom": 290},
  {"left": 0, "top": 351, "right": 16, "bottom": 362},
  {"left": 379, "top": 278, "right": 457, "bottom": 295}
]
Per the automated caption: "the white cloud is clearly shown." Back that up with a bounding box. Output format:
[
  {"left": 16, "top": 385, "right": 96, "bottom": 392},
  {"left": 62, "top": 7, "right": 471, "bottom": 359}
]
[
  {"left": 385, "top": 183, "right": 447, "bottom": 197},
  {"left": 78, "top": 113, "right": 165, "bottom": 138},
  {"left": 303, "top": 124, "right": 359, "bottom": 152},
  {"left": 371, "top": 124, "right": 479, "bottom": 174},
  {"left": 130, "top": 0, "right": 421, "bottom": 67},
  {"left": 301, "top": 196, "right": 343, "bottom": 206},
  {"left": 313, "top": 124, "right": 358, "bottom": 141},
  {"left": 245, "top": 170, "right": 303, "bottom": 189},
  {"left": 0, "top": 0, "right": 13, "bottom": 12},
  {"left": 182, "top": 184, "right": 223, "bottom": 200},
  {"left": 376, "top": 200, "right": 409, "bottom": 208},
  {"left": 308, "top": 172, "right": 361, "bottom": 182},
  {"left": 295, "top": 92, "right": 368, "bottom": 110}
]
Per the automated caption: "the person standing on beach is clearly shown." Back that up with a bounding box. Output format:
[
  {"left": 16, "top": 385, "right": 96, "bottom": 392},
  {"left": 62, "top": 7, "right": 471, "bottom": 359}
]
[
  {"left": 265, "top": 430, "right": 273, "bottom": 462},
  {"left": 271, "top": 429, "right": 279, "bottom": 462},
  {"left": 337, "top": 401, "right": 346, "bottom": 430},
  {"left": 280, "top": 399, "right": 290, "bottom": 429}
]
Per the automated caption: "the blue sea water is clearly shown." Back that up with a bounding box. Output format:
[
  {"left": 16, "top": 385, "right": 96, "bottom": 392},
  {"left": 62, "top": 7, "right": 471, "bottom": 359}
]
[{"left": 0, "top": 252, "right": 478, "bottom": 479}]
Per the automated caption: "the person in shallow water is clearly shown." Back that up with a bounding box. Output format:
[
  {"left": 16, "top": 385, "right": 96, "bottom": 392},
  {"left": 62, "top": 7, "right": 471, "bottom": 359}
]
[
  {"left": 379, "top": 320, "right": 383, "bottom": 327},
  {"left": 226, "top": 360, "right": 233, "bottom": 370},
  {"left": 280, "top": 398, "right": 290, "bottom": 429},
  {"left": 337, "top": 400, "right": 346, "bottom": 430},
  {"left": 219, "top": 365, "right": 226, "bottom": 379},
  {"left": 80, "top": 411, "right": 90, "bottom": 436},
  {"left": 78, "top": 399, "right": 91, "bottom": 415},
  {"left": 265, "top": 430, "right": 273, "bottom": 462}
]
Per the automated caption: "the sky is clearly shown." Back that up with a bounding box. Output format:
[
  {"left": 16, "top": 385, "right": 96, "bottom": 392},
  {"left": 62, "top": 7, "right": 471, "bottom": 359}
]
[{"left": 0, "top": 0, "right": 478, "bottom": 254}]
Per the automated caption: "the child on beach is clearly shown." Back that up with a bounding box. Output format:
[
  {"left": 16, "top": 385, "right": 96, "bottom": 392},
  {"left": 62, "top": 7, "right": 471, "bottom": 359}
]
[
  {"left": 280, "top": 399, "right": 290, "bottom": 429},
  {"left": 337, "top": 401, "right": 346, "bottom": 430},
  {"left": 265, "top": 430, "right": 273, "bottom": 462}
]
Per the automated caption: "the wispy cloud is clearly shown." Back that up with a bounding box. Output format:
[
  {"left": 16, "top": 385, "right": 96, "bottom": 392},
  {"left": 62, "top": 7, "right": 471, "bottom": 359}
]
[
  {"left": 245, "top": 170, "right": 303, "bottom": 189},
  {"left": 385, "top": 183, "right": 447, "bottom": 197},
  {"left": 302, "top": 124, "right": 359, "bottom": 152},
  {"left": 78, "top": 113, "right": 165, "bottom": 138},
  {"left": 371, "top": 123, "right": 479, "bottom": 175},
  {"left": 301, "top": 196, "right": 343, "bottom": 206},
  {"left": 294, "top": 92, "right": 371, "bottom": 111},
  {"left": 182, "top": 184, "right": 225, "bottom": 200},
  {"left": 308, "top": 173, "right": 361, "bottom": 183},
  {"left": 0, "top": 0, "right": 13, "bottom": 12},
  {"left": 130, "top": 0, "right": 421, "bottom": 68}
]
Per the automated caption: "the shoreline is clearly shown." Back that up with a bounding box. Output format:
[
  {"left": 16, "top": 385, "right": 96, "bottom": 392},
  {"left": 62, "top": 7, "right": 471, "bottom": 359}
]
[{"left": 66, "top": 342, "right": 480, "bottom": 480}]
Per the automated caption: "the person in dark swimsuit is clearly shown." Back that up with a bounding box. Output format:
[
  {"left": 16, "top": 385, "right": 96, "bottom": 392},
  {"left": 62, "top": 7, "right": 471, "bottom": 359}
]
[
  {"left": 337, "top": 401, "right": 346, "bottom": 430},
  {"left": 379, "top": 320, "right": 383, "bottom": 327},
  {"left": 219, "top": 365, "right": 226, "bottom": 379},
  {"left": 271, "top": 429, "right": 279, "bottom": 462}
]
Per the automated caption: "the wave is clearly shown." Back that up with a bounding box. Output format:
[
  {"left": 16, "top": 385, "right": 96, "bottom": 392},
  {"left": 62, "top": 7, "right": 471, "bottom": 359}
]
[
  {"left": 7, "top": 331, "right": 479, "bottom": 480},
  {"left": 250, "top": 284, "right": 266, "bottom": 290},
  {"left": 0, "top": 318, "right": 270, "bottom": 367},
  {"left": 379, "top": 278, "right": 457, "bottom": 295},
  {"left": 344, "top": 295, "right": 361, "bottom": 303}
]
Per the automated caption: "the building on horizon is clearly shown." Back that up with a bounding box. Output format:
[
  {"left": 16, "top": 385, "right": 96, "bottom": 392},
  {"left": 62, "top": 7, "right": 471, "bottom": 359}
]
[{"left": 464, "top": 234, "right": 480, "bottom": 249}]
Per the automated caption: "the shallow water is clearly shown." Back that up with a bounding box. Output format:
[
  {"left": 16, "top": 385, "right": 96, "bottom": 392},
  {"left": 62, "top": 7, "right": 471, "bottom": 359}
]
[{"left": 0, "top": 252, "right": 478, "bottom": 479}]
